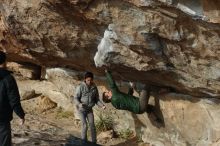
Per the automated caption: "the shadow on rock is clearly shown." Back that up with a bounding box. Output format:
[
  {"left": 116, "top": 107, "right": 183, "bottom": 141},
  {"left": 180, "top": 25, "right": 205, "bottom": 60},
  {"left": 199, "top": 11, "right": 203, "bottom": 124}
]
[
  {"left": 65, "top": 135, "right": 102, "bottom": 146},
  {"left": 147, "top": 97, "right": 165, "bottom": 128},
  {"left": 114, "top": 137, "right": 140, "bottom": 146}
]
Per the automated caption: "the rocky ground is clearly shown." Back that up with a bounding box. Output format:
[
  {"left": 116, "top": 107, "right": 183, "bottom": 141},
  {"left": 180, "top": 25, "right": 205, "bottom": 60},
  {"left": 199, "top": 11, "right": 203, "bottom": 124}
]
[{"left": 11, "top": 96, "right": 148, "bottom": 146}]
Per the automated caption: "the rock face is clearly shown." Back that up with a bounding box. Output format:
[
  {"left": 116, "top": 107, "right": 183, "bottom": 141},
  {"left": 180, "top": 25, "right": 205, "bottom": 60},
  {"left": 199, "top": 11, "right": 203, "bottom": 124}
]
[
  {"left": 93, "top": 0, "right": 220, "bottom": 97},
  {"left": 0, "top": 0, "right": 220, "bottom": 97},
  {"left": 138, "top": 93, "right": 220, "bottom": 146},
  {"left": 1, "top": 0, "right": 220, "bottom": 145}
]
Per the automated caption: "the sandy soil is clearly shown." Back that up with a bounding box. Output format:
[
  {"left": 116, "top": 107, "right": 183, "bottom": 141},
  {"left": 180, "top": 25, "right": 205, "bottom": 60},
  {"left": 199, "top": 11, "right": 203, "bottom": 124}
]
[{"left": 11, "top": 98, "right": 149, "bottom": 146}]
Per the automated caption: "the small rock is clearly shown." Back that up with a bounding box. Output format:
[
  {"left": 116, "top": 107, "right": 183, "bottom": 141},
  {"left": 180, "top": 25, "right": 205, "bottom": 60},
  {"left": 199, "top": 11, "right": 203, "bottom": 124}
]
[
  {"left": 38, "top": 96, "right": 57, "bottom": 112},
  {"left": 97, "top": 130, "right": 114, "bottom": 141},
  {"left": 21, "top": 90, "right": 37, "bottom": 100}
]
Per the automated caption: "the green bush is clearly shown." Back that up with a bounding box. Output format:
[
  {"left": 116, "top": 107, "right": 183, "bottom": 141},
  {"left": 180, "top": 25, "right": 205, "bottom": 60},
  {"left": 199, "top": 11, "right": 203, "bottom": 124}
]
[
  {"left": 56, "top": 107, "right": 73, "bottom": 119},
  {"left": 117, "top": 128, "right": 133, "bottom": 139},
  {"left": 95, "top": 113, "right": 114, "bottom": 132}
]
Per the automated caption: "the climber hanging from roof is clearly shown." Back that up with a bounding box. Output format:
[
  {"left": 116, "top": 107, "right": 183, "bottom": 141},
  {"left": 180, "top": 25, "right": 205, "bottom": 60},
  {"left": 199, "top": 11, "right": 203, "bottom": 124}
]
[{"left": 102, "top": 69, "right": 154, "bottom": 114}]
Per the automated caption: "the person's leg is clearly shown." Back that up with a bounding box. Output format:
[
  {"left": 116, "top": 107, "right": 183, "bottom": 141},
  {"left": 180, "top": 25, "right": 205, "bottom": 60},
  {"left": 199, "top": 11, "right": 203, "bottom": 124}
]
[
  {"left": 78, "top": 111, "right": 88, "bottom": 142},
  {"left": 139, "top": 85, "right": 150, "bottom": 113},
  {"left": 87, "top": 111, "right": 97, "bottom": 143},
  {"left": 0, "top": 122, "right": 12, "bottom": 146}
]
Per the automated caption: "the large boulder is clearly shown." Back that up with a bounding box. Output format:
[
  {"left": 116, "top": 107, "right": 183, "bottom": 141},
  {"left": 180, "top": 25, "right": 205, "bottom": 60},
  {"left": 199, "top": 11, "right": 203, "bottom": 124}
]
[
  {"left": 17, "top": 79, "right": 73, "bottom": 111},
  {"left": 0, "top": 0, "right": 220, "bottom": 97},
  {"left": 138, "top": 93, "right": 220, "bottom": 146}
]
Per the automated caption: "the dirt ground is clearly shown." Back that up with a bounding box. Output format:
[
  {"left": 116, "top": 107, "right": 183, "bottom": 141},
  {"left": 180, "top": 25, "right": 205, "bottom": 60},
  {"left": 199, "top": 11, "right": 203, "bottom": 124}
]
[{"left": 11, "top": 98, "right": 149, "bottom": 146}]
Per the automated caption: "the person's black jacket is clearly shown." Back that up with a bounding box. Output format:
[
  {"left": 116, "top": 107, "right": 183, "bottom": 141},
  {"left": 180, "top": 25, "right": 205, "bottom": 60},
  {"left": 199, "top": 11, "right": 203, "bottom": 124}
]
[{"left": 0, "top": 68, "right": 25, "bottom": 123}]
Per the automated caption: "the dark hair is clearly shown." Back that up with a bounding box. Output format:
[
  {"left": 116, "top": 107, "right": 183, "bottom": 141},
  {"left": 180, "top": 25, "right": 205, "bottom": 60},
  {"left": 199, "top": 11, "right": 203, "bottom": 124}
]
[
  {"left": 0, "top": 51, "right": 6, "bottom": 64},
  {"left": 84, "top": 71, "right": 94, "bottom": 79},
  {"left": 102, "top": 92, "right": 111, "bottom": 103}
]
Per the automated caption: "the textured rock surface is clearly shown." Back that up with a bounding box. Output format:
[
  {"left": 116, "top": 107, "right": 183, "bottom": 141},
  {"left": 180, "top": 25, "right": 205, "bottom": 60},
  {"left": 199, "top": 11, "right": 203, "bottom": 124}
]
[
  {"left": 7, "top": 62, "right": 41, "bottom": 79},
  {"left": 1, "top": 0, "right": 220, "bottom": 145},
  {"left": 17, "top": 79, "right": 73, "bottom": 111},
  {"left": 137, "top": 93, "right": 220, "bottom": 146},
  {"left": 1, "top": 0, "right": 220, "bottom": 97}
]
